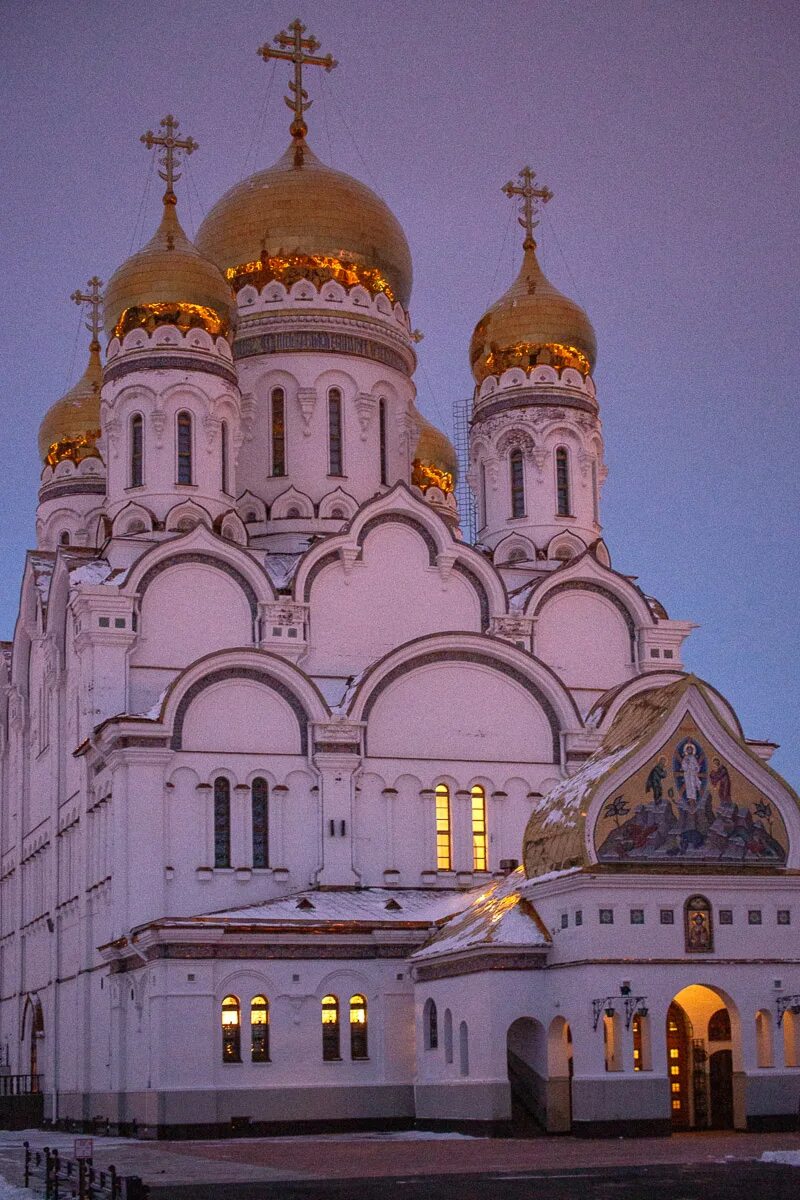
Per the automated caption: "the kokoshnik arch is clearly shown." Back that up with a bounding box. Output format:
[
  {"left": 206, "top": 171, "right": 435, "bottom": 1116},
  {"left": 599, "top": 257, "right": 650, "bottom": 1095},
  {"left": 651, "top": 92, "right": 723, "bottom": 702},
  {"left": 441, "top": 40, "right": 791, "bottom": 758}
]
[{"left": 1, "top": 18, "right": 799, "bottom": 1138}]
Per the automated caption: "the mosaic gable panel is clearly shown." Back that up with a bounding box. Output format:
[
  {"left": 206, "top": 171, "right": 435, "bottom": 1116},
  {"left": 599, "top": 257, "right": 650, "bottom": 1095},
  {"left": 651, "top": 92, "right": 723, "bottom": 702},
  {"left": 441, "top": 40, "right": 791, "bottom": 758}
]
[{"left": 593, "top": 719, "right": 788, "bottom": 866}]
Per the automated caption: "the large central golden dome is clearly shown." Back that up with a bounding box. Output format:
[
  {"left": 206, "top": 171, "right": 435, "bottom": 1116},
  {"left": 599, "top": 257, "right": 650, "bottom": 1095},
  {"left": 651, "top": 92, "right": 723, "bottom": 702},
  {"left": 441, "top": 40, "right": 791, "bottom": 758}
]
[
  {"left": 470, "top": 244, "right": 597, "bottom": 385},
  {"left": 196, "top": 142, "right": 413, "bottom": 309}
]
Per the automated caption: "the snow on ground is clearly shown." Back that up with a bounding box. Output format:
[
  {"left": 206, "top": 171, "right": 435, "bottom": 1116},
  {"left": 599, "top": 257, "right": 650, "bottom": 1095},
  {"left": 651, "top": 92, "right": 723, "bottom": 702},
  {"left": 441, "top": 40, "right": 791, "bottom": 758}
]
[
  {"left": 761, "top": 1150, "right": 800, "bottom": 1166},
  {"left": 0, "top": 1175, "right": 35, "bottom": 1200}
]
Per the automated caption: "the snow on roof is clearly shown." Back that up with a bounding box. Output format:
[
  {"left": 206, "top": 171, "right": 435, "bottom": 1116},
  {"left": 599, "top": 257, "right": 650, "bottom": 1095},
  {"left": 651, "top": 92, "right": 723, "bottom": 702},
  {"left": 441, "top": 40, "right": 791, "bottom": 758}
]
[
  {"left": 70, "top": 560, "right": 113, "bottom": 586},
  {"left": 412, "top": 869, "right": 550, "bottom": 961},
  {"left": 158, "top": 887, "right": 474, "bottom": 931},
  {"left": 263, "top": 551, "right": 304, "bottom": 590},
  {"left": 29, "top": 554, "right": 55, "bottom": 607}
]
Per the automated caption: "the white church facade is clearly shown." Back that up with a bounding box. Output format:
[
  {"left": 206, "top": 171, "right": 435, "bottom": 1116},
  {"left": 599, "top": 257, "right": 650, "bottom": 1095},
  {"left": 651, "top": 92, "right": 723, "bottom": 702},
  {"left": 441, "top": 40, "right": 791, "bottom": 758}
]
[{"left": 1, "top": 24, "right": 799, "bottom": 1139}]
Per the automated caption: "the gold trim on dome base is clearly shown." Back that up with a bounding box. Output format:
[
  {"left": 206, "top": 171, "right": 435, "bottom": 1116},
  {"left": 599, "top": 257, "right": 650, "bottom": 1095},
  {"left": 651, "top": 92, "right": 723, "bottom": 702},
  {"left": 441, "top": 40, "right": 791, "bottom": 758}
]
[
  {"left": 113, "top": 302, "right": 228, "bottom": 340},
  {"left": 476, "top": 341, "right": 591, "bottom": 384},
  {"left": 412, "top": 459, "right": 455, "bottom": 495},
  {"left": 45, "top": 431, "right": 102, "bottom": 469},
  {"left": 227, "top": 253, "right": 396, "bottom": 305}
]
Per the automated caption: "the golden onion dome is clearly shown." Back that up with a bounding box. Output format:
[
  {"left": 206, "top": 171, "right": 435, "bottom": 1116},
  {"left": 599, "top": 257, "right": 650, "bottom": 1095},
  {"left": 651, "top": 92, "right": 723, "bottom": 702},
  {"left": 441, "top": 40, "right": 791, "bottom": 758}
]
[
  {"left": 195, "top": 141, "right": 413, "bottom": 309},
  {"left": 38, "top": 344, "right": 103, "bottom": 467},
  {"left": 103, "top": 199, "right": 234, "bottom": 341},
  {"left": 411, "top": 413, "right": 459, "bottom": 495},
  {"left": 470, "top": 244, "right": 597, "bottom": 384}
]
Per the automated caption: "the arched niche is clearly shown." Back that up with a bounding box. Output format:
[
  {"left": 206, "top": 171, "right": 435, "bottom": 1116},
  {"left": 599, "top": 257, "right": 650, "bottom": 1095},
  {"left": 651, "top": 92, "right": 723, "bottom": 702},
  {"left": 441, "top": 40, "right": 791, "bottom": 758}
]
[
  {"left": 363, "top": 654, "right": 559, "bottom": 762},
  {"left": 130, "top": 559, "right": 255, "bottom": 670},
  {"left": 534, "top": 585, "right": 634, "bottom": 694},
  {"left": 305, "top": 519, "right": 484, "bottom": 675},
  {"left": 171, "top": 670, "right": 307, "bottom": 754}
]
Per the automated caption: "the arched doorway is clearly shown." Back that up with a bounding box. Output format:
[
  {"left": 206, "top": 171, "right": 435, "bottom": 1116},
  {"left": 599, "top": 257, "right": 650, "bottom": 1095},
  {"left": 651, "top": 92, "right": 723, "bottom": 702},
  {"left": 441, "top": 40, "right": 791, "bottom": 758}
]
[
  {"left": 667, "top": 985, "right": 738, "bottom": 1130},
  {"left": 506, "top": 1017, "right": 547, "bottom": 1134},
  {"left": 21, "top": 996, "right": 44, "bottom": 1091}
]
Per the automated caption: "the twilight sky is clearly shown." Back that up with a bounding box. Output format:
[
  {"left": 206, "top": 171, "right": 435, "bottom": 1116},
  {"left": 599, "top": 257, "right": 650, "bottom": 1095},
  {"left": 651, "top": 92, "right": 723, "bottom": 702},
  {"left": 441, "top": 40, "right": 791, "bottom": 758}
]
[{"left": 1, "top": 1, "right": 798, "bottom": 783}]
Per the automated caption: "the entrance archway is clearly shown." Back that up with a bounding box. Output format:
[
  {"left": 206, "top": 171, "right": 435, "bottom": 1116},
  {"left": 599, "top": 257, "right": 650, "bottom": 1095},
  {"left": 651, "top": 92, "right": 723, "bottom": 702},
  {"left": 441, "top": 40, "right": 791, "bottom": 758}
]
[
  {"left": 667, "top": 985, "right": 739, "bottom": 1130},
  {"left": 506, "top": 1017, "right": 547, "bottom": 1134},
  {"left": 21, "top": 996, "right": 44, "bottom": 1091}
]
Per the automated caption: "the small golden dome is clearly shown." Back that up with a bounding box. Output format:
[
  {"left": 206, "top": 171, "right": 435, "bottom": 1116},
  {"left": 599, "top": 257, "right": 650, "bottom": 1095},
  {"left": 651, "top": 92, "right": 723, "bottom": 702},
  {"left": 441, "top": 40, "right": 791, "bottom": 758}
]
[
  {"left": 39, "top": 345, "right": 103, "bottom": 466},
  {"left": 103, "top": 200, "right": 234, "bottom": 341},
  {"left": 196, "top": 142, "right": 412, "bottom": 309},
  {"left": 412, "top": 414, "right": 459, "bottom": 495},
  {"left": 470, "top": 244, "right": 597, "bottom": 384}
]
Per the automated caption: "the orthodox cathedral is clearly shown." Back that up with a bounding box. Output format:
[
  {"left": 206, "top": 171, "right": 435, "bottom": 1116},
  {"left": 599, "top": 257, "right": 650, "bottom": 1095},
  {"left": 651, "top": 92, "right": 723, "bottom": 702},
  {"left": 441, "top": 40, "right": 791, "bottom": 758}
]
[{"left": 1, "top": 22, "right": 799, "bottom": 1139}]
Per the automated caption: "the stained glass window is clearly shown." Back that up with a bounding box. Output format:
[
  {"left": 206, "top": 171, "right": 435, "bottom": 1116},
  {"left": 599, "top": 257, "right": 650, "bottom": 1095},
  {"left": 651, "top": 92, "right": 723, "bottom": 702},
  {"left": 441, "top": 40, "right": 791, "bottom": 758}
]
[
  {"left": 556, "top": 447, "right": 571, "bottom": 515},
  {"left": 510, "top": 450, "right": 525, "bottom": 518},
  {"left": 271, "top": 388, "right": 286, "bottom": 476},
  {"left": 176, "top": 411, "right": 193, "bottom": 484},
  {"left": 251, "top": 995, "right": 269, "bottom": 1062},
  {"left": 350, "top": 994, "right": 368, "bottom": 1060},
  {"left": 435, "top": 784, "right": 452, "bottom": 870},
  {"left": 251, "top": 778, "right": 269, "bottom": 868},
  {"left": 471, "top": 785, "right": 487, "bottom": 871},
  {"left": 328, "top": 389, "right": 343, "bottom": 475},
  {"left": 130, "top": 414, "right": 143, "bottom": 487},
  {"left": 221, "top": 994, "right": 241, "bottom": 1062},
  {"left": 322, "top": 993, "right": 340, "bottom": 1060},
  {"left": 214, "top": 777, "right": 231, "bottom": 868}
]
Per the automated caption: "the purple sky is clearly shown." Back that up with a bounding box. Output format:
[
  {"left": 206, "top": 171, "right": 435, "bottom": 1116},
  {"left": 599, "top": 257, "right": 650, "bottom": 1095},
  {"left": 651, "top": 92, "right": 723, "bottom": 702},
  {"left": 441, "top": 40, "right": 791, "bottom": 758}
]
[{"left": 1, "top": 2, "right": 798, "bottom": 784}]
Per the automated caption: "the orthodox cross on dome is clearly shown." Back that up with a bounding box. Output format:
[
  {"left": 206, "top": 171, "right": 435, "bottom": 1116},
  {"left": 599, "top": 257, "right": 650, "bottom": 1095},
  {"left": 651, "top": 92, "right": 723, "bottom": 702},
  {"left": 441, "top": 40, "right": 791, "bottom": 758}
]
[
  {"left": 70, "top": 276, "right": 104, "bottom": 350},
  {"left": 258, "top": 18, "right": 337, "bottom": 145},
  {"left": 140, "top": 115, "right": 198, "bottom": 205},
  {"left": 502, "top": 166, "right": 553, "bottom": 250}
]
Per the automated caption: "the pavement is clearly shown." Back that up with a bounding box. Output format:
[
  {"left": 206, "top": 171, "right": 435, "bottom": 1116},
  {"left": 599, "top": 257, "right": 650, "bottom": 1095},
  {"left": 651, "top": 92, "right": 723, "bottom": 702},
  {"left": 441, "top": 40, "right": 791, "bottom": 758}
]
[{"left": 0, "top": 1128, "right": 799, "bottom": 1198}]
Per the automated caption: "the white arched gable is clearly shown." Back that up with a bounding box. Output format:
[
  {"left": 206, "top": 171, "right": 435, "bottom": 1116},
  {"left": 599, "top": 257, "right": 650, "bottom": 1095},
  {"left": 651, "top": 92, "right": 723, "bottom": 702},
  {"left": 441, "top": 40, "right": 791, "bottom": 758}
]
[
  {"left": 159, "top": 649, "right": 329, "bottom": 756},
  {"left": 349, "top": 633, "right": 580, "bottom": 766}
]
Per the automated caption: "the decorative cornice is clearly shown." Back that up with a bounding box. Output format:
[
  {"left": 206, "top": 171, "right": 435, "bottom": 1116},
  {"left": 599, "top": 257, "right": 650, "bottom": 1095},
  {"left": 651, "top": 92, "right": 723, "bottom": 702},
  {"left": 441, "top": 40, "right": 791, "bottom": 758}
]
[
  {"left": 104, "top": 354, "right": 238, "bottom": 387},
  {"left": 233, "top": 327, "right": 412, "bottom": 377}
]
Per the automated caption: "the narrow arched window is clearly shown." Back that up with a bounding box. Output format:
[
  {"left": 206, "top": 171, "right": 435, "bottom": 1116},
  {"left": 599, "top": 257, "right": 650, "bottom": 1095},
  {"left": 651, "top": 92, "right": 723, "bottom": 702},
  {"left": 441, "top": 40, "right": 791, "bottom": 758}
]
[
  {"left": 479, "top": 462, "right": 487, "bottom": 529},
  {"left": 328, "top": 388, "right": 343, "bottom": 475},
  {"left": 459, "top": 1021, "right": 469, "bottom": 1076},
  {"left": 444, "top": 1008, "right": 453, "bottom": 1064},
  {"left": 350, "top": 994, "right": 368, "bottom": 1060},
  {"left": 322, "top": 993, "right": 340, "bottom": 1060},
  {"left": 221, "top": 994, "right": 241, "bottom": 1062},
  {"left": 470, "top": 785, "right": 487, "bottom": 871},
  {"left": 379, "top": 398, "right": 388, "bottom": 485},
  {"left": 130, "top": 414, "right": 144, "bottom": 487},
  {"left": 251, "top": 777, "right": 269, "bottom": 869},
  {"left": 591, "top": 458, "right": 599, "bottom": 524},
  {"left": 435, "top": 783, "right": 452, "bottom": 871},
  {"left": 425, "top": 999, "right": 438, "bottom": 1050},
  {"left": 213, "top": 777, "right": 231, "bottom": 868},
  {"left": 250, "top": 995, "right": 270, "bottom": 1062},
  {"left": 59, "top": 531, "right": 70, "bottom": 546},
  {"left": 632, "top": 1011, "right": 652, "bottom": 1071},
  {"left": 176, "top": 411, "right": 193, "bottom": 484},
  {"left": 510, "top": 450, "right": 525, "bottom": 518},
  {"left": 555, "top": 447, "right": 570, "bottom": 516},
  {"left": 271, "top": 388, "right": 286, "bottom": 477},
  {"left": 221, "top": 420, "right": 229, "bottom": 493}
]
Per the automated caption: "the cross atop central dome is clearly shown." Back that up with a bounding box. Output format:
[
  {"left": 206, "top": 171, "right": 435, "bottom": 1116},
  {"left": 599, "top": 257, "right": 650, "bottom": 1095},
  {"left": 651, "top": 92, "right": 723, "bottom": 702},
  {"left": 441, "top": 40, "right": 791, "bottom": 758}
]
[{"left": 196, "top": 20, "right": 412, "bottom": 309}]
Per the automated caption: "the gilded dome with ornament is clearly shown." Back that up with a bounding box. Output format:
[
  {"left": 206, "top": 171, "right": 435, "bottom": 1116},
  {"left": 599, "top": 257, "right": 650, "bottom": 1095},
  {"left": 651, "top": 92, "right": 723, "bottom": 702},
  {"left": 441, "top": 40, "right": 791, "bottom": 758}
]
[
  {"left": 411, "top": 413, "right": 459, "bottom": 495},
  {"left": 103, "top": 200, "right": 234, "bottom": 342},
  {"left": 470, "top": 244, "right": 597, "bottom": 385},
  {"left": 38, "top": 345, "right": 103, "bottom": 467},
  {"left": 195, "top": 142, "right": 413, "bottom": 309}
]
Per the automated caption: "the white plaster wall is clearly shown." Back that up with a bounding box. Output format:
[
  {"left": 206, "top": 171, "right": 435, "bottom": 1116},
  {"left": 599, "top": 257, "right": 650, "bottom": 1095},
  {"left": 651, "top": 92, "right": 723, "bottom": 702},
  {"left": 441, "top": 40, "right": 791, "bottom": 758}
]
[{"left": 305, "top": 523, "right": 482, "bottom": 675}]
